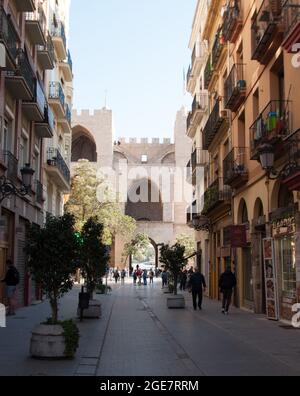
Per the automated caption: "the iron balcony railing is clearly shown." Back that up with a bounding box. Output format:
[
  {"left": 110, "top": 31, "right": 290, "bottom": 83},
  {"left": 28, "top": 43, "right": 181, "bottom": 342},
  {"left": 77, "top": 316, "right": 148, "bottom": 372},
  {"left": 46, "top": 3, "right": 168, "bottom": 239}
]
[
  {"left": 250, "top": 100, "right": 292, "bottom": 159},
  {"left": 25, "top": 2, "right": 47, "bottom": 35},
  {"left": 4, "top": 151, "right": 18, "bottom": 183},
  {"left": 192, "top": 148, "right": 209, "bottom": 171},
  {"left": 187, "top": 92, "right": 209, "bottom": 131},
  {"left": 34, "top": 79, "right": 46, "bottom": 114},
  {"left": 203, "top": 99, "right": 228, "bottom": 150},
  {"left": 0, "top": 6, "right": 19, "bottom": 62},
  {"left": 66, "top": 50, "right": 73, "bottom": 71},
  {"left": 211, "top": 25, "right": 225, "bottom": 68},
  {"left": 204, "top": 55, "right": 213, "bottom": 89},
  {"left": 251, "top": 0, "right": 283, "bottom": 61},
  {"left": 44, "top": 105, "right": 55, "bottom": 132},
  {"left": 49, "top": 81, "right": 65, "bottom": 108},
  {"left": 202, "top": 178, "right": 232, "bottom": 215},
  {"left": 191, "top": 41, "right": 206, "bottom": 67},
  {"left": 223, "top": 0, "right": 242, "bottom": 42},
  {"left": 65, "top": 103, "right": 71, "bottom": 125},
  {"left": 223, "top": 147, "right": 248, "bottom": 185},
  {"left": 47, "top": 147, "right": 70, "bottom": 184},
  {"left": 38, "top": 34, "right": 55, "bottom": 62},
  {"left": 6, "top": 50, "right": 36, "bottom": 96},
  {"left": 186, "top": 200, "right": 198, "bottom": 224},
  {"left": 36, "top": 180, "right": 44, "bottom": 204},
  {"left": 51, "top": 20, "right": 67, "bottom": 50},
  {"left": 224, "top": 63, "right": 246, "bottom": 111},
  {"left": 283, "top": 0, "right": 300, "bottom": 41},
  {"left": 186, "top": 160, "right": 192, "bottom": 183}
]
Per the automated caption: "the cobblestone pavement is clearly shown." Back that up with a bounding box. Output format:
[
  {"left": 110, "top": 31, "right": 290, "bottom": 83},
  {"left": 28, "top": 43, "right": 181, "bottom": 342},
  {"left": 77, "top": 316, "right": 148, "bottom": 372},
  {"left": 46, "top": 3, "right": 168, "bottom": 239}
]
[{"left": 0, "top": 280, "right": 300, "bottom": 376}]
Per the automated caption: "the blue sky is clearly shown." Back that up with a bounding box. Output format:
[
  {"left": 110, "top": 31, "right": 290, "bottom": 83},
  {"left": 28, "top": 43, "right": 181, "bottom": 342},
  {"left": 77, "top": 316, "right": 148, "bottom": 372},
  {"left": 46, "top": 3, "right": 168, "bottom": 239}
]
[{"left": 69, "top": 0, "right": 196, "bottom": 139}]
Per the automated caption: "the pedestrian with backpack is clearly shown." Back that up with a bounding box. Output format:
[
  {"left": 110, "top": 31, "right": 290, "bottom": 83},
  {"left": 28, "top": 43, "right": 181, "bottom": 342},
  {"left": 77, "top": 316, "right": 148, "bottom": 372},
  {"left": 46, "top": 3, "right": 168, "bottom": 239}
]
[{"left": 1, "top": 260, "right": 20, "bottom": 316}]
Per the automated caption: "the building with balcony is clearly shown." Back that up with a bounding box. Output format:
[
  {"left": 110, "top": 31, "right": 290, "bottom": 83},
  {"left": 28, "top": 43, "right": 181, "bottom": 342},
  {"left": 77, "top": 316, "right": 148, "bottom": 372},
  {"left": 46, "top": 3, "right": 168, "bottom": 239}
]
[
  {"left": 186, "top": 0, "right": 300, "bottom": 323},
  {"left": 0, "top": 0, "right": 73, "bottom": 311}
]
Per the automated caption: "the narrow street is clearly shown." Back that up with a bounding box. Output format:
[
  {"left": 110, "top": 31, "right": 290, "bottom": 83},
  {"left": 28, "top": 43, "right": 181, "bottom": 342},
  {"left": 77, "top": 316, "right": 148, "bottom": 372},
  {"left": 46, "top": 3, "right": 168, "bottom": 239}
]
[{"left": 0, "top": 280, "right": 299, "bottom": 377}]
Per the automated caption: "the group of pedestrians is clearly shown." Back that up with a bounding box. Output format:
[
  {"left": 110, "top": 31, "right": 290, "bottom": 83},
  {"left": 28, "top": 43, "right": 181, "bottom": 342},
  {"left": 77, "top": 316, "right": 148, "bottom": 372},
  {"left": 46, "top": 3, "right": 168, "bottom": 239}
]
[
  {"left": 133, "top": 266, "right": 155, "bottom": 286},
  {"left": 112, "top": 269, "right": 127, "bottom": 284},
  {"left": 176, "top": 266, "right": 237, "bottom": 314}
]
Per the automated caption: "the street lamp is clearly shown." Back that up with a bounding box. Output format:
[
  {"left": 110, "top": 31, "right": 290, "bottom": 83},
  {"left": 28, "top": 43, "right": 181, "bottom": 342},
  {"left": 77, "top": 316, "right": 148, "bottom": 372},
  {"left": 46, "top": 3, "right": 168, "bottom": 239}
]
[
  {"left": 258, "top": 142, "right": 299, "bottom": 181},
  {"left": 0, "top": 163, "right": 35, "bottom": 203}
]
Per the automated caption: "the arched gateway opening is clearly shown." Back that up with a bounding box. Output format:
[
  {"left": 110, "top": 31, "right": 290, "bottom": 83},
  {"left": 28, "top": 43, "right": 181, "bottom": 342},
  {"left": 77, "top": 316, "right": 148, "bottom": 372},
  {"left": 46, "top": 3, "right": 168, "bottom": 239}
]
[
  {"left": 72, "top": 125, "right": 97, "bottom": 163},
  {"left": 129, "top": 238, "right": 159, "bottom": 274}
]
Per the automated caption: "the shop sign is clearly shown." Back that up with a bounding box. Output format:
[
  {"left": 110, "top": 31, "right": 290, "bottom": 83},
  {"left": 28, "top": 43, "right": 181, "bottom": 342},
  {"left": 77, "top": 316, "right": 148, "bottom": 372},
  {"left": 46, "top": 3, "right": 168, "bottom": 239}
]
[
  {"left": 263, "top": 238, "right": 280, "bottom": 321},
  {"left": 229, "top": 225, "right": 247, "bottom": 248},
  {"left": 272, "top": 217, "right": 296, "bottom": 237}
]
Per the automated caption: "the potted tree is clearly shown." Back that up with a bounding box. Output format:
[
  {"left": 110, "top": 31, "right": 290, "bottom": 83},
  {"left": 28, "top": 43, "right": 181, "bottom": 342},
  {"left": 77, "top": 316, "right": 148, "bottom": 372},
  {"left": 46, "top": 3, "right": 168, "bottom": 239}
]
[
  {"left": 26, "top": 214, "right": 80, "bottom": 359},
  {"left": 78, "top": 217, "right": 109, "bottom": 319},
  {"left": 159, "top": 244, "right": 188, "bottom": 309}
]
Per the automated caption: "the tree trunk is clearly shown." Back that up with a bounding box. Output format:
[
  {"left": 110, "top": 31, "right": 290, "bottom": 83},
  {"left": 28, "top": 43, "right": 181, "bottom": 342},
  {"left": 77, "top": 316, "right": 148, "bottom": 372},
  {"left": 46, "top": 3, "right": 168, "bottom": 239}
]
[
  {"left": 174, "top": 274, "right": 178, "bottom": 296},
  {"left": 50, "top": 297, "right": 58, "bottom": 324}
]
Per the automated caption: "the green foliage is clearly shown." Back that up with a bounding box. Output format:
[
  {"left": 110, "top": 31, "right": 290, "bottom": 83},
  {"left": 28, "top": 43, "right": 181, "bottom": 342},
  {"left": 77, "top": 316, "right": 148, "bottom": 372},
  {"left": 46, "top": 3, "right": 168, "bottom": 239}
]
[
  {"left": 65, "top": 160, "right": 136, "bottom": 245},
  {"left": 26, "top": 214, "right": 80, "bottom": 324},
  {"left": 61, "top": 320, "right": 80, "bottom": 359},
  {"left": 122, "top": 233, "right": 151, "bottom": 266},
  {"left": 176, "top": 234, "right": 195, "bottom": 257},
  {"left": 44, "top": 319, "right": 80, "bottom": 359},
  {"left": 80, "top": 217, "right": 110, "bottom": 296},
  {"left": 159, "top": 244, "right": 187, "bottom": 295}
]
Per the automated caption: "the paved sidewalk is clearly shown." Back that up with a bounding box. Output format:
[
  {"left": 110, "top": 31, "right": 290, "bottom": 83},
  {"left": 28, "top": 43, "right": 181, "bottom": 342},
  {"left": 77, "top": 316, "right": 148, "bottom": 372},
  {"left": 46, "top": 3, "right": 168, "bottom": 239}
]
[{"left": 0, "top": 280, "right": 299, "bottom": 376}]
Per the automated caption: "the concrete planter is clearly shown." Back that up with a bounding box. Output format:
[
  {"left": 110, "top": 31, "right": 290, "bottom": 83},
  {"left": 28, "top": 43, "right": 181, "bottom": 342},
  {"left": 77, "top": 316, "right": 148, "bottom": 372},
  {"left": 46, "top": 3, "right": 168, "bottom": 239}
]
[
  {"left": 167, "top": 295, "right": 186, "bottom": 309},
  {"left": 30, "top": 324, "right": 66, "bottom": 359},
  {"left": 77, "top": 300, "right": 102, "bottom": 319}
]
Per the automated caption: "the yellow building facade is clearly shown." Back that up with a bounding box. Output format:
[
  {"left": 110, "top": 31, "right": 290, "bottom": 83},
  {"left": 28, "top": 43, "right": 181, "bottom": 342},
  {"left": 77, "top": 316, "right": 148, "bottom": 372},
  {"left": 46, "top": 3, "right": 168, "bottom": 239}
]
[{"left": 187, "top": 0, "right": 300, "bottom": 321}]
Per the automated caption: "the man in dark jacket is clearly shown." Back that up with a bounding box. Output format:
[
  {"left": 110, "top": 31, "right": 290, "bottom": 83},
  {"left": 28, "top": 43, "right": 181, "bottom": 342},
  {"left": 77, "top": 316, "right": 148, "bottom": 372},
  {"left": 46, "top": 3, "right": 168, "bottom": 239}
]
[
  {"left": 1, "top": 260, "right": 20, "bottom": 315},
  {"left": 189, "top": 268, "right": 206, "bottom": 311},
  {"left": 219, "top": 267, "right": 237, "bottom": 315}
]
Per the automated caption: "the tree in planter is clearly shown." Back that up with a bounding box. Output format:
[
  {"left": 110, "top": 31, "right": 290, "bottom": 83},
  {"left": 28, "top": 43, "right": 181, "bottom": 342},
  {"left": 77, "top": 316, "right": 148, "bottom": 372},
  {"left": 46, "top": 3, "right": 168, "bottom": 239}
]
[
  {"left": 122, "top": 233, "right": 151, "bottom": 270},
  {"left": 26, "top": 214, "right": 79, "bottom": 324},
  {"left": 80, "top": 217, "right": 110, "bottom": 299},
  {"left": 159, "top": 244, "right": 188, "bottom": 296}
]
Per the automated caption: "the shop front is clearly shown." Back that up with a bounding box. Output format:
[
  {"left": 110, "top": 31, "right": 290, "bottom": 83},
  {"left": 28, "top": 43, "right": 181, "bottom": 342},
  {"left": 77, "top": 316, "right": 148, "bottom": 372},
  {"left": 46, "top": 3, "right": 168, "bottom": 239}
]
[{"left": 271, "top": 207, "right": 297, "bottom": 321}]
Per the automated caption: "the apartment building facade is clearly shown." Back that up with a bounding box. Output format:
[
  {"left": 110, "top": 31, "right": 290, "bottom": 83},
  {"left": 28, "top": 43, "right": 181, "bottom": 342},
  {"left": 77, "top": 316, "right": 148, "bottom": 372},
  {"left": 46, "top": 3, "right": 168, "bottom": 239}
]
[
  {"left": 0, "top": 0, "right": 73, "bottom": 309},
  {"left": 187, "top": 0, "right": 300, "bottom": 322}
]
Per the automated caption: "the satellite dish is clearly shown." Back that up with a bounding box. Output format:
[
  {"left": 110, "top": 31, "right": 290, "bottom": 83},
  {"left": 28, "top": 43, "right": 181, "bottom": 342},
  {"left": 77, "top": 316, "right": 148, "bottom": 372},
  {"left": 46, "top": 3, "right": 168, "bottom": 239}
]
[{"left": 0, "top": 44, "right": 6, "bottom": 68}]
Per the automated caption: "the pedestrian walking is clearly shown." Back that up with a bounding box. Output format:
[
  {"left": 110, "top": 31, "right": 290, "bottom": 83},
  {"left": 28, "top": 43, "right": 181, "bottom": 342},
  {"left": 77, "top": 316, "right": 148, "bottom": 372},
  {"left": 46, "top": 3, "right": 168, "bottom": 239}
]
[
  {"left": 219, "top": 267, "right": 237, "bottom": 315},
  {"left": 180, "top": 270, "right": 188, "bottom": 291},
  {"left": 188, "top": 268, "right": 206, "bottom": 311},
  {"left": 133, "top": 270, "right": 138, "bottom": 285},
  {"left": 161, "top": 269, "right": 168, "bottom": 288},
  {"left": 1, "top": 260, "right": 20, "bottom": 316},
  {"left": 149, "top": 269, "right": 154, "bottom": 285},
  {"left": 121, "top": 269, "right": 126, "bottom": 285},
  {"left": 143, "top": 270, "right": 148, "bottom": 286},
  {"left": 114, "top": 270, "right": 120, "bottom": 284},
  {"left": 136, "top": 266, "right": 143, "bottom": 286}
]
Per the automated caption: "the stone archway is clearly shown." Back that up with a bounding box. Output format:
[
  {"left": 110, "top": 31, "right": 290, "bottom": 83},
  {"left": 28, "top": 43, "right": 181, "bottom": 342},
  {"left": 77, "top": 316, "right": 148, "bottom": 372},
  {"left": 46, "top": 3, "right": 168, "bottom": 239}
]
[
  {"left": 125, "top": 179, "right": 163, "bottom": 222},
  {"left": 72, "top": 125, "right": 97, "bottom": 163}
]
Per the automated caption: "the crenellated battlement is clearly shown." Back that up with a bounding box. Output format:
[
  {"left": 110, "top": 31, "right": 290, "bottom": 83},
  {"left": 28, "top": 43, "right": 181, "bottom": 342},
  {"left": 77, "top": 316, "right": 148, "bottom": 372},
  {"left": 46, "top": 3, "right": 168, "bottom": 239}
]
[
  {"left": 72, "top": 108, "right": 112, "bottom": 118},
  {"left": 116, "top": 137, "right": 173, "bottom": 145}
]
